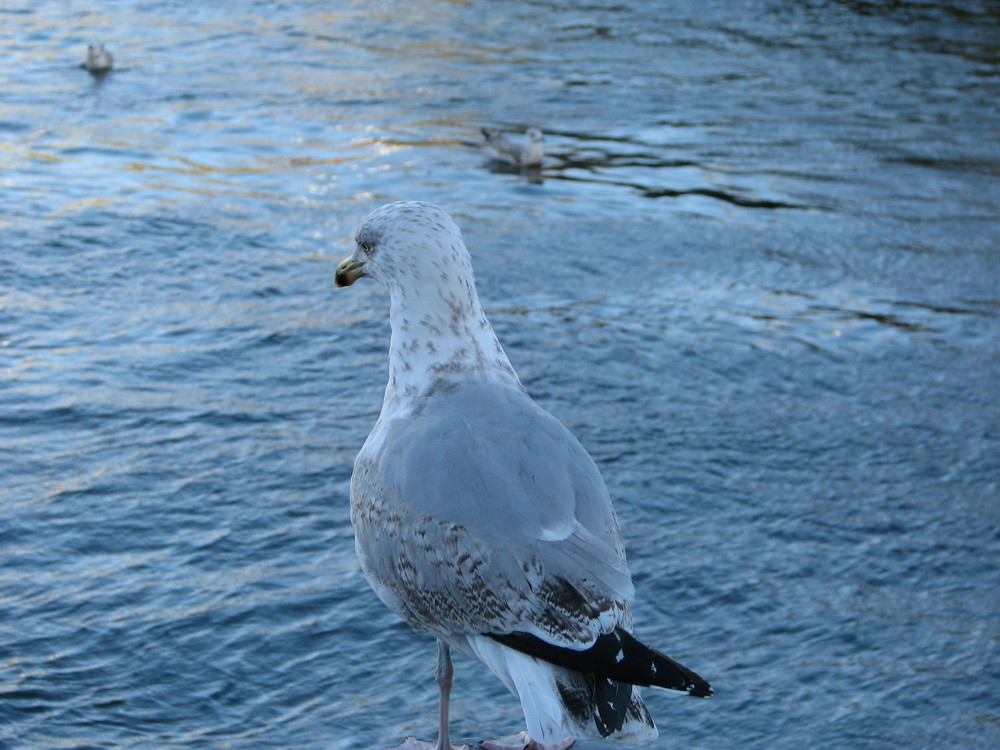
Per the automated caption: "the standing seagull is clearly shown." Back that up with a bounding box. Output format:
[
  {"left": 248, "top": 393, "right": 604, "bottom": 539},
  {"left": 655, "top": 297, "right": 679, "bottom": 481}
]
[
  {"left": 335, "top": 202, "right": 711, "bottom": 750},
  {"left": 482, "top": 128, "right": 544, "bottom": 167}
]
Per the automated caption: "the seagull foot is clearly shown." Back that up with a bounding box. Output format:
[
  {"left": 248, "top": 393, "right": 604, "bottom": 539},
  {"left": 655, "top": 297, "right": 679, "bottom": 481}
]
[
  {"left": 481, "top": 731, "right": 574, "bottom": 750},
  {"left": 382, "top": 737, "right": 470, "bottom": 750}
]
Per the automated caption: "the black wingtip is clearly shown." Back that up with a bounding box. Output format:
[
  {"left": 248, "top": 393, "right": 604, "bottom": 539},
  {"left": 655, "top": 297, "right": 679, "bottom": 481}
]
[
  {"left": 487, "top": 627, "right": 713, "bottom": 697},
  {"left": 688, "top": 681, "right": 714, "bottom": 698}
]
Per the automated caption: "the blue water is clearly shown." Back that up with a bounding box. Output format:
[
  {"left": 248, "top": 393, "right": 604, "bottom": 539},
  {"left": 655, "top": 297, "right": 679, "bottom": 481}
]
[{"left": 2, "top": 1, "right": 999, "bottom": 748}]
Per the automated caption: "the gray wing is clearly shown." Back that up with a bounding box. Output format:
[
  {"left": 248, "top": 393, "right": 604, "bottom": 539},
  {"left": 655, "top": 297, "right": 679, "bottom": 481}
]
[
  {"left": 350, "top": 380, "right": 634, "bottom": 648},
  {"left": 482, "top": 128, "right": 524, "bottom": 164}
]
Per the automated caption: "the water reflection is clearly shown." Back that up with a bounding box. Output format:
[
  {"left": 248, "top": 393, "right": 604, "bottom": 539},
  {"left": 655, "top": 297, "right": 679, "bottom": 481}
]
[{"left": 483, "top": 128, "right": 813, "bottom": 207}]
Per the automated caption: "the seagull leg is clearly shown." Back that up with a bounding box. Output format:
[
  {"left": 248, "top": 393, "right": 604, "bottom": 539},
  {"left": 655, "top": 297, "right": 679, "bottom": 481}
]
[
  {"left": 382, "top": 641, "right": 469, "bottom": 750},
  {"left": 436, "top": 640, "right": 456, "bottom": 750}
]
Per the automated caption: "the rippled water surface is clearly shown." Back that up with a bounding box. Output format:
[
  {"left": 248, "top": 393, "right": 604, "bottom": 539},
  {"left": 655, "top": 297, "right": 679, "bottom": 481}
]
[{"left": 3, "top": 1, "right": 999, "bottom": 748}]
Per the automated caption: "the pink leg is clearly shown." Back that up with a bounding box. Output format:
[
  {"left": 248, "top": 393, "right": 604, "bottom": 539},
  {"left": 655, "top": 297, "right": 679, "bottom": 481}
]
[{"left": 435, "top": 640, "right": 456, "bottom": 750}]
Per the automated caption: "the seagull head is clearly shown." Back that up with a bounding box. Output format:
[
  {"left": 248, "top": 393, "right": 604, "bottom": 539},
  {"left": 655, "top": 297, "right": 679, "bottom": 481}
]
[{"left": 335, "top": 201, "right": 474, "bottom": 292}]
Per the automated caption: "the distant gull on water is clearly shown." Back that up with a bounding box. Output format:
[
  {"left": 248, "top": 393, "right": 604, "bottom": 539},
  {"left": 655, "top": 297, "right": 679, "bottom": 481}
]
[
  {"left": 482, "top": 127, "right": 544, "bottom": 167},
  {"left": 335, "top": 201, "right": 711, "bottom": 750},
  {"left": 85, "top": 43, "right": 113, "bottom": 73}
]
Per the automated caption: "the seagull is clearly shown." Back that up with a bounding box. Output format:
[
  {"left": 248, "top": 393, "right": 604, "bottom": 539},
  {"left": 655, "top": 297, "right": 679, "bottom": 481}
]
[
  {"left": 335, "top": 201, "right": 711, "bottom": 750},
  {"left": 482, "top": 128, "right": 544, "bottom": 167},
  {"left": 85, "top": 43, "right": 113, "bottom": 73}
]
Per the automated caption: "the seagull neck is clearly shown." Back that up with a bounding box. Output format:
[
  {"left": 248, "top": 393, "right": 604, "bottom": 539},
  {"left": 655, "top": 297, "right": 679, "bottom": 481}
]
[{"left": 381, "top": 284, "right": 521, "bottom": 412}]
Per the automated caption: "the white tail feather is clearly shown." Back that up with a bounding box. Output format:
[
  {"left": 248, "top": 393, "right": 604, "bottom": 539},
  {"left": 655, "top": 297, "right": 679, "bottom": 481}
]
[{"left": 460, "top": 635, "right": 657, "bottom": 745}]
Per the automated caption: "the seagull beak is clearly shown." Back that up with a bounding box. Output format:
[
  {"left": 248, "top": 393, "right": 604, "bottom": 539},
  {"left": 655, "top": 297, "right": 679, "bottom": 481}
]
[{"left": 335, "top": 258, "right": 366, "bottom": 288}]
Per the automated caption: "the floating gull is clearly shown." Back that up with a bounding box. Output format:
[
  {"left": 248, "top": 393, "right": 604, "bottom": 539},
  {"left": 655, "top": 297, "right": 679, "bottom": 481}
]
[
  {"left": 335, "top": 201, "right": 711, "bottom": 750},
  {"left": 85, "top": 43, "right": 113, "bottom": 73},
  {"left": 482, "top": 127, "right": 544, "bottom": 167}
]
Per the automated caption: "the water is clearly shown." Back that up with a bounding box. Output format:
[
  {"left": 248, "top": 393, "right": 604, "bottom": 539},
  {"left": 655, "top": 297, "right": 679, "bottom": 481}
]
[{"left": 2, "top": 1, "right": 998, "bottom": 748}]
